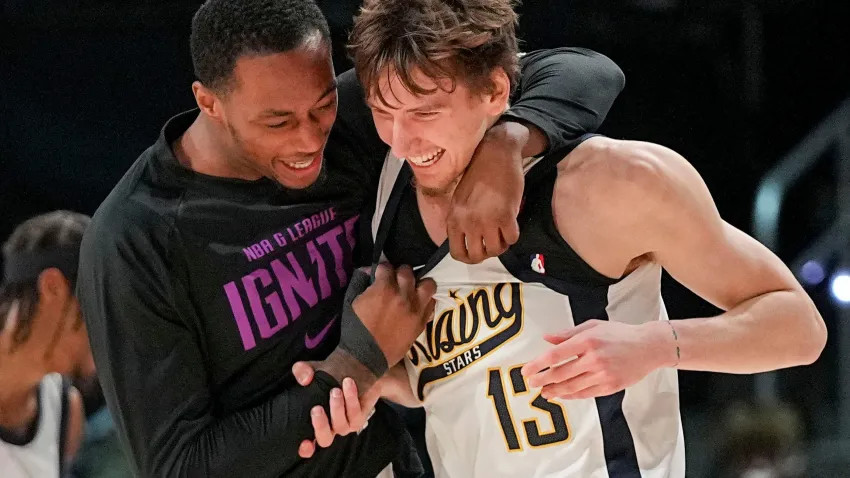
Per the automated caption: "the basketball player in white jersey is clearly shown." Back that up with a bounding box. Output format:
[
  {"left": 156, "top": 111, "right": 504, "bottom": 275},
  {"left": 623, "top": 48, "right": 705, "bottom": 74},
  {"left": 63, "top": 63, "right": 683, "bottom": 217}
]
[
  {"left": 294, "top": 1, "right": 827, "bottom": 476},
  {"left": 0, "top": 211, "right": 94, "bottom": 478}
]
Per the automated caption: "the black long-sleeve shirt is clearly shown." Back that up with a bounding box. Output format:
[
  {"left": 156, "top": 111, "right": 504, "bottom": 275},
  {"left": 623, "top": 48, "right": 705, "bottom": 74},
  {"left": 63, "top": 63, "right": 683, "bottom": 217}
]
[{"left": 76, "top": 48, "right": 625, "bottom": 478}]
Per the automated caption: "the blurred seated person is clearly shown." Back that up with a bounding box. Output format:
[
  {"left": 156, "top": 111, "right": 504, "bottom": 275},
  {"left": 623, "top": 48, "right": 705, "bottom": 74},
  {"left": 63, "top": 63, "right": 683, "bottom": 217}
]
[
  {"left": 707, "top": 401, "right": 807, "bottom": 478},
  {"left": 0, "top": 211, "right": 96, "bottom": 478}
]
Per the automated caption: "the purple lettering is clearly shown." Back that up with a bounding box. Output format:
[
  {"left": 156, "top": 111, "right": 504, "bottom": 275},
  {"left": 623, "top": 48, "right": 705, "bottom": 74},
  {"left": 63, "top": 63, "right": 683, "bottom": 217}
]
[
  {"left": 344, "top": 215, "right": 359, "bottom": 251},
  {"left": 243, "top": 247, "right": 259, "bottom": 262},
  {"left": 301, "top": 219, "right": 313, "bottom": 234},
  {"left": 307, "top": 240, "right": 332, "bottom": 299},
  {"left": 242, "top": 269, "right": 289, "bottom": 339},
  {"left": 329, "top": 207, "right": 336, "bottom": 221},
  {"left": 260, "top": 240, "right": 274, "bottom": 254},
  {"left": 294, "top": 223, "right": 304, "bottom": 237},
  {"left": 316, "top": 225, "right": 348, "bottom": 288},
  {"left": 250, "top": 244, "right": 266, "bottom": 259},
  {"left": 223, "top": 281, "right": 257, "bottom": 350},
  {"left": 270, "top": 252, "right": 318, "bottom": 322},
  {"left": 273, "top": 232, "right": 287, "bottom": 247}
]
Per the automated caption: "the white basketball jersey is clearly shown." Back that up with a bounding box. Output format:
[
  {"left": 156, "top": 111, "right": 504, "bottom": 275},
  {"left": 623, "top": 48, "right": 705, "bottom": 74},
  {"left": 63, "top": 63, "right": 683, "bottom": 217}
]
[
  {"left": 0, "top": 373, "right": 66, "bottom": 478},
  {"left": 371, "top": 152, "right": 686, "bottom": 478}
]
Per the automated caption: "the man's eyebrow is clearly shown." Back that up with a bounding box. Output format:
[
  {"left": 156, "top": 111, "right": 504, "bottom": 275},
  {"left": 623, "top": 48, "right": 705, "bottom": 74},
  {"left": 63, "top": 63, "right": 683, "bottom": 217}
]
[
  {"left": 407, "top": 99, "right": 448, "bottom": 112},
  {"left": 260, "top": 80, "right": 338, "bottom": 117},
  {"left": 365, "top": 98, "right": 446, "bottom": 112}
]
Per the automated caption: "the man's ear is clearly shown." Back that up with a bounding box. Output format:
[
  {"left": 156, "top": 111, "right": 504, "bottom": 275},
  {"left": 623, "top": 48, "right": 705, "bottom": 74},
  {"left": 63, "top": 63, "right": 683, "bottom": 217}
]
[
  {"left": 485, "top": 67, "right": 511, "bottom": 115},
  {"left": 193, "top": 81, "right": 226, "bottom": 123}
]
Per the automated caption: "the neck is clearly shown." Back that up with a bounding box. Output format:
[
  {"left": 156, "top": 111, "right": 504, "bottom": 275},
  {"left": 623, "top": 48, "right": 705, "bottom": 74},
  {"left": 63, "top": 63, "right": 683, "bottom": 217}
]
[
  {"left": 416, "top": 186, "right": 456, "bottom": 246},
  {"left": 0, "top": 360, "right": 44, "bottom": 429},
  {"left": 175, "top": 114, "right": 262, "bottom": 181}
]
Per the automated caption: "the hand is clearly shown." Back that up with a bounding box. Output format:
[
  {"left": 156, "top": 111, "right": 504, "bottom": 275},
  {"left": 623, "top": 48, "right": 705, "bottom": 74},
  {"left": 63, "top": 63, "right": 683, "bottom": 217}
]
[
  {"left": 292, "top": 362, "right": 382, "bottom": 458},
  {"left": 448, "top": 122, "right": 526, "bottom": 264},
  {"left": 521, "top": 320, "right": 674, "bottom": 400},
  {"left": 353, "top": 263, "right": 436, "bottom": 367}
]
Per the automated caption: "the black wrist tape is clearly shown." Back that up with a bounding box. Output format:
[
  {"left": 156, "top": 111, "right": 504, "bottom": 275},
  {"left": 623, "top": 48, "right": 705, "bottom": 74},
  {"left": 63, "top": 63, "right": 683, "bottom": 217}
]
[{"left": 337, "top": 268, "right": 389, "bottom": 377}]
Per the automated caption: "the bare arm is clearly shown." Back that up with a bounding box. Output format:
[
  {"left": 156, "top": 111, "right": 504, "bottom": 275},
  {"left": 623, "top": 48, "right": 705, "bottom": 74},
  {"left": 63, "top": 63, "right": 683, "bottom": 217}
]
[
  {"left": 64, "top": 386, "right": 85, "bottom": 465},
  {"left": 379, "top": 364, "right": 421, "bottom": 408},
  {"left": 523, "top": 139, "right": 826, "bottom": 399},
  {"left": 561, "top": 139, "right": 827, "bottom": 373},
  {"left": 633, "top": 142, "right": 825, "bottom": 372}
]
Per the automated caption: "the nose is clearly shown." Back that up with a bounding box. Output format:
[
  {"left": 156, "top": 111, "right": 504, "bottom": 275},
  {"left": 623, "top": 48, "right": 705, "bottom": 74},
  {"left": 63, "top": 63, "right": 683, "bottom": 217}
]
[
  {"left": 295, "top": 118, "right": 326, "bottom": 155},
  {"left": 390, "top": 118, "right": 415, "bottom": 159}
]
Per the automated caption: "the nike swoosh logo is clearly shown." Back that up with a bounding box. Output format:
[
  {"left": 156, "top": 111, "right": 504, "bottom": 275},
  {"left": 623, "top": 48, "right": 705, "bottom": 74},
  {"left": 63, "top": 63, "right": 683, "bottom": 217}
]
[{"left": 305, "top": 315, "right": 338, "bottom": 350}]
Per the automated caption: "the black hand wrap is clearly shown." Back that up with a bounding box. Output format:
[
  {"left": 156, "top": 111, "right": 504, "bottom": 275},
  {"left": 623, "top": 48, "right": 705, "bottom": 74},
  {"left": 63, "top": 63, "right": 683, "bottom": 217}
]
[{"left": 337, "top": 268, "right": 389, "bottom": 377}]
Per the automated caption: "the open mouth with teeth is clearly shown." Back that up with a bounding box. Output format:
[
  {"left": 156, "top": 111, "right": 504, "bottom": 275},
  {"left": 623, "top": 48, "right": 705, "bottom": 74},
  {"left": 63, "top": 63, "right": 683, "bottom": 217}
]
[
  {"left": 286, "top": 157, "right": 316, "bottom": 169},
  {"left": 406, "top": 148, "right": 446, "bottom": 167},
  {"left": 278, "top": 153, "right": 322, "bottom": 172}
]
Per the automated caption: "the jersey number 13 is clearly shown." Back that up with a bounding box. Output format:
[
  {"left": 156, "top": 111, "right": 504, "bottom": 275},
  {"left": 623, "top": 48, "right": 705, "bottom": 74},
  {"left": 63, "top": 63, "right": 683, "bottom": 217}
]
[{"left": 486, "top": 364, "right": 571, "bottom": 451}]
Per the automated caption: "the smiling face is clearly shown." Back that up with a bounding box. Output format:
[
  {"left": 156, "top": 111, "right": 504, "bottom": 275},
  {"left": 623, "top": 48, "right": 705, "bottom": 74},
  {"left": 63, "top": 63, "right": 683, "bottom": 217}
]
[
  {"left": 368, "top": 67, "right": 509, "bottom": 197},
  {"left": 208, "top": 38, "right": 338, "bottom": 189},
  {"left": 348, "top": 0, "right": 520, "bottom": 197},
  {"left": 188, "top": 0, "right": 336, "bottom": 190}
]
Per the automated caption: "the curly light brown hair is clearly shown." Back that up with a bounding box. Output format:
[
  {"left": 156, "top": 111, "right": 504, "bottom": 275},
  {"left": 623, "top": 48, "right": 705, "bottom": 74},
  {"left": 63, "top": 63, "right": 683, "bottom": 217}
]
[{"left": 348, "top": 0, "right": 520, "bottom": 107}]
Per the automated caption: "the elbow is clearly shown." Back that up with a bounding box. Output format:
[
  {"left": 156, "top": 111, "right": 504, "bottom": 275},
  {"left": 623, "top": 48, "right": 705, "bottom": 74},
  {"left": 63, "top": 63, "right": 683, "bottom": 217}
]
[
  {"left": 794, "top": 297, "right": 827, "bottom": 366},
  {"left": 591, "top": 51, "right": 626, "bottom": 98},
  {"left": 606, "top": 58, "right": 627, "bottom": 96}
]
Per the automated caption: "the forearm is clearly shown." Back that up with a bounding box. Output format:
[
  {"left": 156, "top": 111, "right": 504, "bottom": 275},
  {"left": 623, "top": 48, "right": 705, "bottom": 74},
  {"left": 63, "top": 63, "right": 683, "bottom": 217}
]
[
  {"left": 649, "top": 290, "right": 825, "bottom": 374},
  {"left": 151, "top": 373, "right": 397, "bottom": 478},
  {"left": 379, "top": 364, "right": 422, "bottom": 408},
  {"left": 313, "top": 347, "right": 381, "bottom": 397},
  {"left": 489, "top": 119, "right": 549, "bottom": 159}
]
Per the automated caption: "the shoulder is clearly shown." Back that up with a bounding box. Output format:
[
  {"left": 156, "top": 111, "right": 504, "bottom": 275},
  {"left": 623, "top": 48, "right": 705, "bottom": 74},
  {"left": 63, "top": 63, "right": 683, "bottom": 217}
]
[
  {"left": 555, "top": 137, "right": 693, "bottom": 215},
  {"left": 84, "top": 152, "right": 185, "bottom": 261},
  {"left": 519, "top": 47, "right": 615, "bottom": 67},
  {"left": 550, "top": 137, "right": 705, "bottom": 273},
  {"left": 83, "top": 192, "right": 176, "bottom": 262},
  {"left": 335, "top": 68, "right": 362, "bottom": 102},
  {"left": 79, "top": 179, "right": 181, "bottom": 303},
  {"left": 334, "top": 67, "right": 372, "bottom": 128}
]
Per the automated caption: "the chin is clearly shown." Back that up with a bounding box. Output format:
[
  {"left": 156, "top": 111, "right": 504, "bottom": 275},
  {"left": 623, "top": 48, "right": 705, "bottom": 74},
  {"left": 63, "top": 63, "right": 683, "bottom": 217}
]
[
  {"left": 279, "top": 170, "right": 323, "bottom": 190},
  {"left": 417, "top": 177, "right": 460, "bottom": 197}
]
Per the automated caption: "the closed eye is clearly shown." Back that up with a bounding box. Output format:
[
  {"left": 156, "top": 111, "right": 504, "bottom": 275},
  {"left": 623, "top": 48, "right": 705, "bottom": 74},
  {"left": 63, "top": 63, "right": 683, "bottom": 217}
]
[
  {"left": 316, "top": 97, "right": 337, "bottom": 111},
  {"left": 370, "top": 107, "right": 391, "bottom": 117},
  {"left": 267, "top": 121, "right": 290, "bottom": 129}
]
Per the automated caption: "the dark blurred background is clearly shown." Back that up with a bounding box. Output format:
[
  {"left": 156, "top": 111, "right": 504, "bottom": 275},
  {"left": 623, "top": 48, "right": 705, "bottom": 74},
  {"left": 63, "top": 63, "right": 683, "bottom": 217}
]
[{"left": 2, "top": 0, "right": 849, "bottom": 476}]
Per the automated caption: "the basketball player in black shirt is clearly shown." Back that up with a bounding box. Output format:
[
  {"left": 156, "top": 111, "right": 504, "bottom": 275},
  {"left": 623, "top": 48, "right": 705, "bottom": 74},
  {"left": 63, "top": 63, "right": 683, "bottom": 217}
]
[{"left": 75, "top": 0, "right": 625, "bottom": 476}]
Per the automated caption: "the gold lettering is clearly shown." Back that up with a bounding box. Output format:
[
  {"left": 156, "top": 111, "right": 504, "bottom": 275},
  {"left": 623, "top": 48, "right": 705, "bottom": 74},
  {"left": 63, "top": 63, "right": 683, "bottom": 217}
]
[{"left": 409, "top": 283, "right": 522, "bottom": 367}]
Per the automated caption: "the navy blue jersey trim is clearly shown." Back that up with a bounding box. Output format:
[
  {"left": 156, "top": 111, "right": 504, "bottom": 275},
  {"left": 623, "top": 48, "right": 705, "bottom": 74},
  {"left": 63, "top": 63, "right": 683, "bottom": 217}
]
[
  {"left": 371, "top": 163, "right": 413, "bottom": 274},
  {"left": 58, "top": 379, "right": 70, "bottom": 477},
  {"left": 500, "top": 256, "right": 642, "bottom": 477}
]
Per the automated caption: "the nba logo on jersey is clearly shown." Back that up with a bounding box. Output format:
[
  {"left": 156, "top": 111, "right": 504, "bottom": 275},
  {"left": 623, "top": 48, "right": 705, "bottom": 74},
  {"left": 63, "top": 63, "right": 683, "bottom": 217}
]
[{"left": 531, "top": 253, "right": 545, "bottom": 274}]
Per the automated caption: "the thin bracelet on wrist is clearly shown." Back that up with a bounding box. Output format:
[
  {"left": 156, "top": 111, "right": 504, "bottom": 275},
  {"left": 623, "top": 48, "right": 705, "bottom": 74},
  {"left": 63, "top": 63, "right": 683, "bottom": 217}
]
[{"left": 666, "top": 320, "right": 681, "bottom": 368}]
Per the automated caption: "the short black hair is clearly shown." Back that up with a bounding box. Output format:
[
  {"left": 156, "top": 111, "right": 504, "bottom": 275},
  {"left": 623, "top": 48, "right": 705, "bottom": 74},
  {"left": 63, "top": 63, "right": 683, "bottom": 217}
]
[
  {"left": 190, "top": 0, "right": 331, "bottom": 93},
  {"left": 0, "top": 211, "right": 89, "bottom": 349}
]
